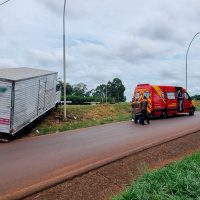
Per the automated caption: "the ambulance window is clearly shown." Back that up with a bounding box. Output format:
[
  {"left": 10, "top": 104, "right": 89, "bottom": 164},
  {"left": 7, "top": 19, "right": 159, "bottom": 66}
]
[
  {"left": 167, "top": 92, "right": 175, "bottom": 100},
  {"left": 143, "top": 92, "right": 150, "bottom": 98},
  {"left": 135, "top": 92, "right": 140, "bottom": 100},
  {"left": 184, "top": 93, "right": 189, "bottom": 100}
]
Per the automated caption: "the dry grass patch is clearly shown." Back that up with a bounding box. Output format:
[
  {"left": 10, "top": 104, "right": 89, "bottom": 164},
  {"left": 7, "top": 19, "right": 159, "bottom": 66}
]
[{"left": 29, "top": 103, "right": 130, "bottom": 136}]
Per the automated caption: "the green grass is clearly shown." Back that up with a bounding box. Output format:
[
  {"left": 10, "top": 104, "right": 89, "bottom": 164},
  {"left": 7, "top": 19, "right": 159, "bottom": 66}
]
[
  {"left": 194, "top": 100, "right": 200, "bottom": 111},
  {"left": 30, "top": 103, "right": 131, "bottom": 136},
  {"left": 112, "top": 150, "right": 200, "bottom": 200},
  {"left": 30, "top": 100, "right": 200, "bottom": 137}
]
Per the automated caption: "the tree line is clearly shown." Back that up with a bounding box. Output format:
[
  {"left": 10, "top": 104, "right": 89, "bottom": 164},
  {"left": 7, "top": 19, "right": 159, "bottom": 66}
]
[
  {"left": 57, "top": 78, "right": 126, "bottom": 104},
  {"left": 192, "top": 95, "right": 200, "bottom": 100}
]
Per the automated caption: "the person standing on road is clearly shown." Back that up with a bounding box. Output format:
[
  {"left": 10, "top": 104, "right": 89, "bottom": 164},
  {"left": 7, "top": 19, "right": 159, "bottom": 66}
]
[
  {"left": 140, "top": 96, "right": 150, "bottom": 125},
  {"left": 178, "top": 90, "right": 183, "bottom": 112},
  {"left": 130, "top": 97, "right": 136, "bottom": 122},
  {"left": 130, "top": 97, "right": 141, "bottom": 123}
]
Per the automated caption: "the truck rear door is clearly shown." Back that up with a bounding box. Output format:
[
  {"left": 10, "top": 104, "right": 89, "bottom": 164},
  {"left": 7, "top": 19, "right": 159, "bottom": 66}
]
[{"left": 0, "top": 81, "right": 12, "bottom": 134}]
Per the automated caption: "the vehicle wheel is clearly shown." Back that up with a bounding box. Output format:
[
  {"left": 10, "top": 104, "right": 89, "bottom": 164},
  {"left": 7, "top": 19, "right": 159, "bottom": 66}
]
[
  {"left": 0, "top": 134, "right": 11, "bottom": 143},
  {"left": 189, "top": 108, "right": 195, "bottom": 116},
  {"left": 134, "top": 116, "right": 138, "bottom": 124},
  {"left": 161, "top": 111, "right": 167, "bottom": 119}
]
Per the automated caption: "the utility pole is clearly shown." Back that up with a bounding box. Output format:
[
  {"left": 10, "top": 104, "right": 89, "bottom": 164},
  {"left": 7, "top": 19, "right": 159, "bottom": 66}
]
[
  {"left": 63, "top": 0, "right": 67, "bottom": 120},
  {"left": 102, "top": 79, "right": 108, "bottom": 104},
  {"left": 105, "top": 83, "right": 107, "bottom": 104}
]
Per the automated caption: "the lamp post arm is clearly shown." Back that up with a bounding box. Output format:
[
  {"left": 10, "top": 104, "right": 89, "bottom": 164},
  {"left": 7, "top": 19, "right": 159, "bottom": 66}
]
[
  {"left": 0, "top": 0, "right": 11, "bottom": 6},
  {"left": 186, "top": 32, "right": 200, "bottom": 90}
]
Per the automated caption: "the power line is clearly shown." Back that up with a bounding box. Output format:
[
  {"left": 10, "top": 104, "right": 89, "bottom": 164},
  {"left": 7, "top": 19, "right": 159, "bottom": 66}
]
[{"left": 0, "top": 0, "right": 11, "bottom": 6}]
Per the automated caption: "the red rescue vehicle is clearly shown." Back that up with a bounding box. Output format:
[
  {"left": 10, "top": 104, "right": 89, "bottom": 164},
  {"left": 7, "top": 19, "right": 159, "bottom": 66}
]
[{"left": 133, "top": 84, "right": 195, "bottom": 118}]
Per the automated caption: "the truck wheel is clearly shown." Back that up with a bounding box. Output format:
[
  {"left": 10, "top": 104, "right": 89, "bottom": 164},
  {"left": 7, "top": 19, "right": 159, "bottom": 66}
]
[
  {"left": 134, "top": 115, "right": 138, "bottom": 124},
  {"left": 0, "top": 134, "right": 11, "bottom": 143},
  {"left": 161, "top": 111, "right": 167, "bottom": 119},
  {"left": 189, "top": 108, "right": 195, "bottom": 116}
]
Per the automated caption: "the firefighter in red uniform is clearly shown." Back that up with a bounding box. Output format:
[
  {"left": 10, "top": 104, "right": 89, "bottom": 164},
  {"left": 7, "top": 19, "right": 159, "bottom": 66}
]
[{"left": 140, "top": 96, "right": 150, "bottom": 125}]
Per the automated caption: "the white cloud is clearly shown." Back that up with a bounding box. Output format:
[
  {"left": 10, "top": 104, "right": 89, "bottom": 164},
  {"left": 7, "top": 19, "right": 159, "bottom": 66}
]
[
  {"left": 0, "top": 0, "right": 200, "bottom": 99},
  {"left": 0, "top": 58, "right": 19, "bottom": 68}
]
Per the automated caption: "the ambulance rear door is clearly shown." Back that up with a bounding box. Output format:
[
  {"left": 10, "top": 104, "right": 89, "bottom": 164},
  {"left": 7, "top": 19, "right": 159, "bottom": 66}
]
[{"left": 166, "top": 91, "right": 177, "bottom": 115}]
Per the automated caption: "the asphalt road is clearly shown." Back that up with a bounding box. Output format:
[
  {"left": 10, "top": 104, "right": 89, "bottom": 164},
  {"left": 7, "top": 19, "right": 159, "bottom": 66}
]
[{"left": 0, "top": 113, "right": 200, "bottom": 199}]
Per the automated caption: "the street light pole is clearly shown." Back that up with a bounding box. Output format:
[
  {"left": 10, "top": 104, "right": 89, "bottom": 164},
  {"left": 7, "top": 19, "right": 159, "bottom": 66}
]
[
  {"left": 106, "top": 83, "right": 107, "bottom": 104},
  {"left": 186, "top": 32, "right": 200, "bottom": 91},
  {"left": 102, "top": 79, "right": 108, "bottom": 104},
  {"left": 63, "top": 0, "right": 67, "bottom": 120},
  {"left": 0, "top": 0, "right": 11, "bottom": 6}
]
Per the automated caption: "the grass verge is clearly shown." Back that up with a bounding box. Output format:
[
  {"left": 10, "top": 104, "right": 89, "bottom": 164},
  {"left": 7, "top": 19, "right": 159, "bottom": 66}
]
[
  {"left": 112, "top": 150, "right": 200, "bottom": 200},
  {"left": 29, "top": 101, "right": 200, "bottom": 137},
  {"left": 194, "top": 100, "right": 200, "bottom": 111},
  {"left": 30, "top": 103, "right": 131, "bottom": 136}
]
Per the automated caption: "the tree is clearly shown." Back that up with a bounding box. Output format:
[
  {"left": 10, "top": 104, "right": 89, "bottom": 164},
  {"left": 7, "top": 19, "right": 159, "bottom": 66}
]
[
  {"left": 57, "top": 81, "right": 73, "bottom": 96},
  {"left": 72, "top": 82, "right": 87, "bottom": 96},
  {"left": 57, "top": 78, "right": 126, "bottom": 104},
  {"left": 93, "top": 84, "right": 107, "bottom": 103},
  {"left": 85, "top": 89, "right": 94, "bottom": 97},
  {"left": 110, "top": 78, "right": 126, "bottom": 102},
  {"left": 192, "top": 94, "right": 200, "bottom": 100},
  {"left": 93, "top": 78, "right": 126, "bottom": 103}
]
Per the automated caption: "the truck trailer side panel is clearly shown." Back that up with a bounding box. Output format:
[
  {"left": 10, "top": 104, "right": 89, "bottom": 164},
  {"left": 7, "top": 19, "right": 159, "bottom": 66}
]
[
  {"left": 0, "top": 81, "right": 12, "bottom": 134},
  {"left": 42, "top": 74, "right": 56, "bottom": 112},
  {"left": 0, "top": 67, "right": 59, "bottom": 135},
  {"left": 12, "top": 74, "right": 57, "bottom": 134},
  {"left": 13, "top": 78, "right": 40, "bottom": 132}
]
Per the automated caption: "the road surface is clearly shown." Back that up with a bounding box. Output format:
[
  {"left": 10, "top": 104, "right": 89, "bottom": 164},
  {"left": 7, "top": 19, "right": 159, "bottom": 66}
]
[{"left": 0, "top": 113, "right": 200, "bottom": 199}]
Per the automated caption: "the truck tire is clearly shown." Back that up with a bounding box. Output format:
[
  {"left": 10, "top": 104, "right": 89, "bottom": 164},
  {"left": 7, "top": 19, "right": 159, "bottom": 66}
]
[
  {"left": 161, "top": 111, "right": 167, "bottom": 119},
  {"left": 134, "top": 115, "right": 138, "bottom": 124},
  {"left": 189, "top": 108, "right": 195, "bottom": 116},
  {"left": 0, "top": 133, "right": 12, "bottom": 143}
]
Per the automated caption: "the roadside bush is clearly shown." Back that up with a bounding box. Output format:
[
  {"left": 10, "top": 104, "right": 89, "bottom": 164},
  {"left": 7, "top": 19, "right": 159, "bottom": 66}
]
[
  {"left": 61, "top": 95, "right": 118, "bottom": 105},
  {"left": 61, "top": 95, "right": 98, "bottom": 105}
]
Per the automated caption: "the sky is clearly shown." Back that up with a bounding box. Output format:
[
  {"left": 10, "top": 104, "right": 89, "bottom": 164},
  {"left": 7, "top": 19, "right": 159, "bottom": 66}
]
[{"left": 0, "top": 0, "right": 200, "bottom": 100}]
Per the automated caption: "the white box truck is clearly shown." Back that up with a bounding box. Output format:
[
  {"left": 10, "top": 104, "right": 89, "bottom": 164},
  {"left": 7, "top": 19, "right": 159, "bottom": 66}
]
[{"left": 0, "top": 67, "right": 60, "bottom": 136}]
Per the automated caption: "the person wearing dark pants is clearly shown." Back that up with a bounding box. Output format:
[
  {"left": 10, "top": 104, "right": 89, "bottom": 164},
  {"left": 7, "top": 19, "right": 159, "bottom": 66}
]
[
  {"left": 130, "top": 97, "right": 141, "bottom": 123},
  {"left": 140, "top": 96, "right": 150, "bottom": 125},
  {"left": 141, "top": 110, "right": 150, "bottom": 125},
  {"left": 177, "top": 90, "right": 183, "bottom": 112}
]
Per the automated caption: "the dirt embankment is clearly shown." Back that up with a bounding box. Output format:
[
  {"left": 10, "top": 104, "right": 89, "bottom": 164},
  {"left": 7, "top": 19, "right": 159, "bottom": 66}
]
[
  {"left": 26, "top": 131, "right": 200, "bottom": 200},
  {"left": 27, "top": 103, "right": 130, "bottom": 137}
]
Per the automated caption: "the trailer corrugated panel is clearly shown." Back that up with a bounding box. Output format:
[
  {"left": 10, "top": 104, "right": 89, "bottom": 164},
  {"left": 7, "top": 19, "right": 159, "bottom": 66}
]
[
  {"left": 0, "top": 80, "right": 12, "bottom": 133},
  {"left": 38, "top": 76, "right": 47, "bottom": 116},
  {"left": 0, "top": 67, "right": 59, "bottom": 135},
  {"left": 44, "top": 74, "right": 57, "bottom": 111},
  {"left": 13, "top": 78, "right": 40, "bottom": 131},
  {"left": 12, "top": 74, "right": 57, "bottom": 133}
]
